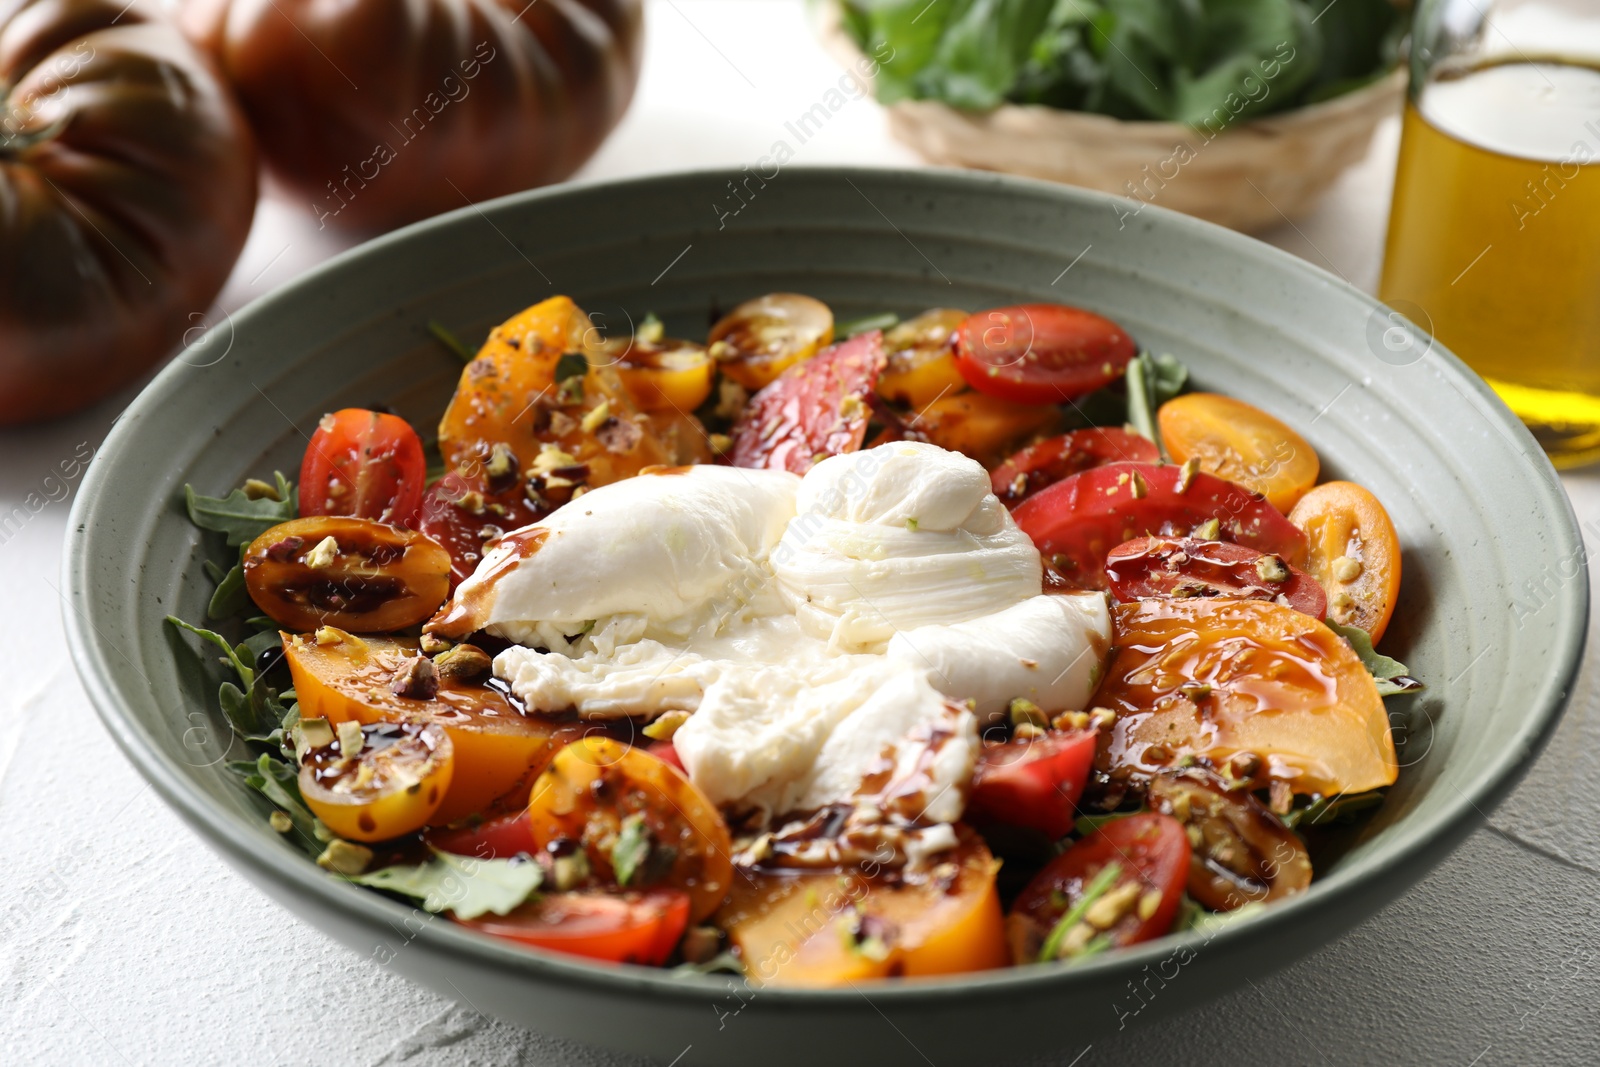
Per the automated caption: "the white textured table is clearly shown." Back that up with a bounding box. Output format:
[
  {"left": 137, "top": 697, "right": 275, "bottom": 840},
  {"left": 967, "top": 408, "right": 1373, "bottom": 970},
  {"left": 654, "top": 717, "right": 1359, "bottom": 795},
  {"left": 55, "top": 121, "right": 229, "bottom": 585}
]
[{"left": 6, "top": 3, "right": 1599, "bottom": 1064}]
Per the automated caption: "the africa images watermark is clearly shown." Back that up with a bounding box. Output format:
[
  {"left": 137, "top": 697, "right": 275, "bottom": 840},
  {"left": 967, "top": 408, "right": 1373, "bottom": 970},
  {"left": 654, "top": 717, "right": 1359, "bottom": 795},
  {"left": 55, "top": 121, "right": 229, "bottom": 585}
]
[{"left": 312, "top": 41, "right": 500, "bottom": 229}]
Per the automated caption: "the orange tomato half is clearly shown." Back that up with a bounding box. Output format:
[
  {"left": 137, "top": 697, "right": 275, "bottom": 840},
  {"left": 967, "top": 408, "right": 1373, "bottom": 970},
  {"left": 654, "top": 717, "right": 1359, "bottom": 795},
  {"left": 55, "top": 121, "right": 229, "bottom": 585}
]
[
  {"left": 1093, "top": 598, "right": 1397, "bottom": 796},
  {"left": 1289, "top": 480, "right": 1402, "bottom": 643},
  {"left": 877, "top": 308, "right": 969, "bottom": 410},
  {"left": 1158, "top": 392, "right": 1319, "bottom": 513},
  {"left": 914, "top": 390, "right": 1063, "bottom": 468},
  {"left": 283, "top": 632, "right": 591, "bottom": 824},
  {"left": 719, "top": 830, "right": 1008, "bottom": 987}
]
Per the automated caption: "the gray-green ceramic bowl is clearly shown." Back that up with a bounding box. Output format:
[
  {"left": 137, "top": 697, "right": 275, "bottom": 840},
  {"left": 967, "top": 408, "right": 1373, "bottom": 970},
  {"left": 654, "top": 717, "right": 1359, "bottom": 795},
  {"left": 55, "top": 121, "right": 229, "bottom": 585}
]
[{"left": 65, "top": 168, "right": 1586, "bottom": 1066}]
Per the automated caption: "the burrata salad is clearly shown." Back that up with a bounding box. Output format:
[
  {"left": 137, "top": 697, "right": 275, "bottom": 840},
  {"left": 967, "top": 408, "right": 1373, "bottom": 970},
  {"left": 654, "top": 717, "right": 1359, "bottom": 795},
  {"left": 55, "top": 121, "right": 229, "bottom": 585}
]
[{"left": 171, "top": 293, "right": 1419, "bottom": 984}]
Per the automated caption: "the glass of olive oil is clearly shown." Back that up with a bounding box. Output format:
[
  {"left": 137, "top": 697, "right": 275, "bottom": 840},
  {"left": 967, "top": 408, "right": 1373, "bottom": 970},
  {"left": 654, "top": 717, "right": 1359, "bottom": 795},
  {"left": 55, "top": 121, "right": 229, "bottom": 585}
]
[{"left": 1380, "top": 1, "right": 1600, "bottom": 467}]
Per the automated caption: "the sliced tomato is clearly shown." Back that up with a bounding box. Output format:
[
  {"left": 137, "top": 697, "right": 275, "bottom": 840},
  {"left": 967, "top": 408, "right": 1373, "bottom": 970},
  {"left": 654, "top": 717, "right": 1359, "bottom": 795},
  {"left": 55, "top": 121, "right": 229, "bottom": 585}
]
[
  {"left": 1288, "top": 481, "right": 1402, "bottom": 643},
  {"left": 415, "top": 471, "right": 546, "bottom": 589},
  {"left": 954, "top": 304, "right": 1136, "bottom": 405},
  {"left": 877, "top": 307, "right": 968, "bottom": 409},
  {"left": 1009, "top": 813, "right": 1189, "bottom": 963},
  {"left": 1093, "top": 598, "right": 1397, "bottom": 796},
  {"left": 1105, "top": 536, "right": 1326, "bottom": 619},
  {"left": 728, "top": 330, "right": 886, "bottom": 474},
  {"left": 243, "top": 517, "right": 452, "bottom": 632},
  {"left": 646, "top": 740, "right": 686, "bottom": 774},
  {"left": 1013, "top": 462, "right": 1308, "bottom": 591},
  {"left": 299, "top": 408, "right": 427, "bottom": 526},
  {"left": 428, "top": 810, "right": 536, "bottom": 861},
  {"left": 709, "top": 293, "right": 835, "bottom": 392},
  {"left": 1159, "top": 393, "right": 1319, "bottom": 513},
  {"left": 1145, "top": 771, "right": 1312, "bottom": 912},
  {"left": 913, "top": 389, "right": 1064, "bottom": 467},
  {"left": 299, "top": 721, "right": 453, "bottom": 842},
  {"left": 992, "top": 428, "right": 1159, "bottom": 508},
  {"left": 457, "top": 887, "right": 691, "bottom": 966},
  {"left": 966, "top": 730, "right": 1097, "bottom": 840}
]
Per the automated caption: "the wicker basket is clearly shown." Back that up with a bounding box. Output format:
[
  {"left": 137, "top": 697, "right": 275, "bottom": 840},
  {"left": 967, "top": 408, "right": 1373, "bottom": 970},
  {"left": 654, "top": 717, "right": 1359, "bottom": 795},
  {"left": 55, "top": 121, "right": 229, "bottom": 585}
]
[{"left": 816, "top": 2, "right": 1404, "bottom": 232}]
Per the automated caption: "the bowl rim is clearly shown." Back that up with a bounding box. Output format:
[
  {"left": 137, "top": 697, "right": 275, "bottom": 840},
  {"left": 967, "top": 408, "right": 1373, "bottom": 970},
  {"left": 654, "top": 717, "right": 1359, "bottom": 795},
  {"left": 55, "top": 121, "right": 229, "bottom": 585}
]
[{"left": 63, "top": 164, "right": 1589, "bottom": 1007}]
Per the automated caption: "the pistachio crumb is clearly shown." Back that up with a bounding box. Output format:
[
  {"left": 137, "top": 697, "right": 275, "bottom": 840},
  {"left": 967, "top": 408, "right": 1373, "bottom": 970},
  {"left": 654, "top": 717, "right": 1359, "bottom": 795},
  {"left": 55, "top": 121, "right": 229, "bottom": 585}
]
[
  {"left": 1254, "top": 554, "right": 1289, "bottom": 583},
  {"left": 1052, "top": 710, "right": 1091, "bottom": 731},
  {"left": 642, "top": 710, "right": 691, "bottom": 741},
  {"left": 1130, "top": 470, "right": 1148, "bottom": 499},
  {"left": 1136, "top": 889, "right": 1163, "bottom": 921},
  {"left": 242, "top": 477, "right": 281, "bottom": 501},
  {"left": 419, "top": 632, "right": 454, "bottom": 655},
  {"left": 1330, "top": 591, "right": 1356, "bottom": 617},
  {"left": 1009, "top": 472, "right": 1027, "bottom": 497},
  {"left": 300, "top": 716, "right": 335, "bottom": 753},
  {"left": 709, "top": 433, "right": 733, "bottom": 455},
  {"left": 268, "top": 811, "right": 293, "bottom": 833},
  {"left": 1194, "top": 517, "right": 1220, "bottom": 540},
  {"left": 1175, "top": 457, "right": 1199, "bottom": 493},
  {"left": 1090, "top": 706, "right": 1117, "bottom": 731},
  {"left": 581, "top": 400, "right": 612, "bottom": 433},
  {"left": 551, "top": 849, "right": 592, "bottom": 891},
  {"left": 1332, "top": 555, "right": 1363, "bottom": 582},
  {"left": 905, "top": 516, "right": 919, "bottom": 532},
  {"left": 1013, "top": 722, "right": 1046, "bottom": 741},
  {"left": 434, "top": 643, "right": 492, "bottom": 684},
  {"left": 316, "top": 839, "right": 373, "bottom": 876},
  {"left": 304, "top": 535, "right": 339, "bottom": 570},
  {"left": 336, "top": 719, "right": 364, "bottom": 757},
  {"left": 680, "top": 926, "right": 722, "bottom": 965},
  {"left": 314, "top": 626, "right": 344, "bottom": 647},
  {"left": 1008, "top": 698, "right": 1049, "bottom": 731},
  {"left": 1084, "top": 881, "right": 1142, "bottom": 929}
]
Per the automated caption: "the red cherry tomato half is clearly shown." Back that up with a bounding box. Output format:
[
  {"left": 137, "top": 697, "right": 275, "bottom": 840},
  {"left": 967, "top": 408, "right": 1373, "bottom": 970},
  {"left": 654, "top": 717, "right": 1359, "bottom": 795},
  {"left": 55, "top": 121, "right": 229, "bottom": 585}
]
[
  {"left": 416, "top": 471, "right": 546, "bottom": 589},
  {"left": 1013, "top": 462, "right": 1307, "bottom": 591},
  {"left": 967, "top": 730, "right": 1097, "bottom": 840},
  {"left": 1010, "top": 813, "right": 1189, "bottom": 962},
  {"left": 300, "top": 408, "right": 427, "bottom": 526},
  {"left": 954, "top": 304, "right": 1136, "bottom": 405},
  {"left": 1105, "top": 536, "right": 1327, "bottom": 619},
  {"left": 428, "top": 810, "right": 537, "bottom": 861},
  {"left": 729, "top": 330, "right": 887, "bottom": 474},
  {"left": 647, "top": 740, "right": 686, "bottom": 774},
  {"left": 456, "top": 887, "right": 691, "bottom": 966},
  {"left": 992, "top": 427, "right": 1159, "bottom": 508}
]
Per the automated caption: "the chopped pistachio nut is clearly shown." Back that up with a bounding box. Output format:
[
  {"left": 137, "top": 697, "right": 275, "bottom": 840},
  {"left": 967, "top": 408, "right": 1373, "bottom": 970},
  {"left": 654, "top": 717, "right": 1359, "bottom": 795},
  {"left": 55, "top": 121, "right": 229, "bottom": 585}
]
[
  {"left": 1129, "top": 470, "right": 1148, "bottom": 499},
  {"left": 708, "top": 339, "right": 737, "bottom": 362},
  {"left": 1185, "top": 823, "right": 1205, "bottom": 849},
  {"left": 905, "top": 516, "right": 919, "bottom": 532},
  {"left": 1228, "top": 750, "right": 1263, "bottom": 780},
  {"left": 336, "top": 719, "right": 364, "bottom": 757},
  {"left": 642, "top": 710, "right": 690, "bottom": 741},
  {"left": 1254, "top": 554, "right": 1290, "bottom": 583},
  {"left": 1136, "top": 889, "right": 1163, "bottom": 922},
  {"left": 314, "top": 626, "right": 344, "bottom": 647},
  {"left": 268, "top": 811, "right": 294, "bottom": 834},
  {"left": 1332, "top": 555, "right": 1363, "bottom": 582},
  {"left": 680, "top": 925, "right": 722, "bottom": 965},
  {"left": 552, "top": 849, "right": 592, "bottom": 891},
  {"left": 1178, "top": 680, "right": 1212, "bottom": 700},
  {"left": 1052, "top": 710, "right": 1091, "bottom": 731},
  {"left": 301, "top": 716, "right": 335, "bottom": 749},
  {"left": 1089, "top": 707, "right": 1117, "bottom": 731},
  {"left": 708, "top": 433, "right": 733, "bottom": 456},
  {"left": 485, "top": 442, "right": 517, "bottom": 480},
  {"left": 714, "top": 378, "right": 749, "bottom": 421},
  {"left": 1084, "top": 880, "right": 1142, "bottom": 930},
  {"left": 1168, "top": 789, "right": 1193, "bottom": 822},
  {"left": 581, "top": 400, "right": 612, "bottom": 433},
  {"left": 1175, "top": 456, "right": 1200, "bottom": 493},
  {"left": 1013, "top": 722, "right": 1046, "bottom": 741},
  {"left": 304, "top": 535, "right": 339, "bottom": 569},
  {"left": 557, "top": 374, "right": 585, "bottom": 406},
  {"left": 434, "top": 643, "right": 492, "bottom": 684},
  {"left": 242, "top": 477, "right": 282, "bottom": 501},
  {"left": 545, "top": 475, "right": 574, "bottom": 489},
  {"left": 390, "top": 655, "right": 440, "bottom": 700},
  {"left": 571, "top": 486, "right": 587, "bottom": 499},
  {"left": 1330, "top": 591, "right": 1356, "bottom": 617},
  {"left": 1008, "top": 698, "right": 1049, "bottom": 731},
  {"left": 636, "top": 315, "right": 665, "bottom": 345},
  {"left": 1009, "top": 472, "right": 1028, "bottom": 498},
  {"left": 1194, "top": 517, "right": 1221, "bottom": 540},
  {"left": 531, "top": 444, "right": 579, "bottom": 477},
  {"left": 316, "top": 839, "right": 374, "bottom": 876},
  {"left": 1269, "top": 779, "right": 1294, "bottom": 815},
  {"left": 838, "top": 394, "right": 867, "bottom": 421},
  {"left": 419, "top": 632, "right": 454, "bottom": 655}
]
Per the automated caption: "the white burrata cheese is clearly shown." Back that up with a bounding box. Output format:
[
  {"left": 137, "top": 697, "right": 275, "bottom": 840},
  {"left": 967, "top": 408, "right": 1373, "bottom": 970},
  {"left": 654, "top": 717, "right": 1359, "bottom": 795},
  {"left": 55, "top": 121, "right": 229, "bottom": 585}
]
[{"left": 448, "top": 442, "right": 1113, "bottom": 824}]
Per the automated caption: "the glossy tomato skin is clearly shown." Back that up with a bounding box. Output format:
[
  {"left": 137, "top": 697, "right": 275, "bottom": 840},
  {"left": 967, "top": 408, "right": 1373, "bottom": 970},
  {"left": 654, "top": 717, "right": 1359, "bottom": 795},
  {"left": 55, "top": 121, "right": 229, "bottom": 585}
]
[
  {"left": 992, "top": 428, "right": 1159, "bottom": 507},
  {"left": 1106, "top": 536, "right": 1327, "bottom": 618},
  {"left": 954, "top": 304, "right": 1136, "bottom": 405},
  {"left": 243, "top": 517, "right": 452, "bottom": 632},
  {"left": 1010, "top": 813, "right": 1189, "bottom": 962},
  {"left": 299, "top": 722, "right": 453, "bottom": 841},
  {"left": 428, "top": 810, "right": 536, "bottom": 861},
  {"left": 300, "top": 409, "right": 427, "bottom": 526},
  {"left": 183, "top": 0, "right": 642, "bottom": 231},
  {"left": 708, "top": 293, "right": 835, "bottom": 391},
  {"left": 1158, "top": 393, "right": 1319, "bottom": 513},
  {"left": 457, "top": 887, "right": 690, "bottom": 966},
  {"left": 1145, "top": 771, "right": 1311, "bottom": 912},
  {"left": 0, "top": 0, "right": 256, "bottom": 424},
  {"left": 1288, "top": 481, "right": 1402, "bottom": 642},
  {"left": 967, "top": 730, "right": 1097, "bottom": 840},
  {"left": 729, "top": 330, "right": 886, "bottom": 473},
  {"left": 1014, "top": 462, "right": 1308, "bottom": 591},
  {"left": 416, "top": 471, "right": 545, "bottom": 589}
]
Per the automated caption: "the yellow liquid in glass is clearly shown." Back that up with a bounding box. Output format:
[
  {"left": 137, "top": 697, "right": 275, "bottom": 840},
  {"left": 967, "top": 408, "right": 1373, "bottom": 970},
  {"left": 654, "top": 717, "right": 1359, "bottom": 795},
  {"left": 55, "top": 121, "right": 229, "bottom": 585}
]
[{"left": 1380, "top": 61, "right": 1600, "bottom": 467}]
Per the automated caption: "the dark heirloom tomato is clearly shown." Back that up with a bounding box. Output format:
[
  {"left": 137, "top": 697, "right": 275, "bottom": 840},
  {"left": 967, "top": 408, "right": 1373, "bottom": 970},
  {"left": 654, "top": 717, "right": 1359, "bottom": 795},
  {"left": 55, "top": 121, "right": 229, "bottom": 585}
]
[
  {"left": 243, "top": 517, "right": 451, "bottom": 632},
  {"left": 1145, "top": 771, "right": 1312, "bottom": 912},
  {"left": 954, "top": 304, "right": 1136, "bottom": 404},
  {"left": 967, "top": 730, "right": 1097, "bottom": 840},
  {"left": 181, "top": 0, "right": 642, "bottom": 231},
  {"left": 729, "top": 330, "right": 886, "bottom": 474},
  {"left": 1009, "top": 813, "right": 1189, "bottom": 963},
  {"left": 992, "top": 428, "right": 1159, "bottom": 507},
  {"left": 1106, "top": 536, "right": 1327, "bottom": 619},
  {"left": 1014, "top": 461, "right": 1308, "bottom": 591},
  {"left": 458, "top": 887, "right": 690, "bottom": 966},
  {"left": 300, "top": 409, "right": 427, "bottom": 526},
  {"left": 0, "top": 0, "right": 257, "bottom": 424}
]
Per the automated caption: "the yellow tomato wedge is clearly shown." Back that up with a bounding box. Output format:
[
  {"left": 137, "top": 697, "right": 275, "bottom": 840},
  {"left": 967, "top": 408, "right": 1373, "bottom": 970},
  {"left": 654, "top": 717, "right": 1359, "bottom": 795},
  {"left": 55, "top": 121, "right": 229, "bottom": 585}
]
[
  {"left": 1289, "top": 480, "right": 1402, "bottom": 643},
  {"left": 1093, "top": 598, "right": 1397, "bottom": 796},
  {"left": 283, "top": 631, "right": 591, "bottom": 824},
  {"left": 299, "top": 721, "right": 453, "bottom": 842},
  {"left": 613, "top": 338, "right": 715, "bottom": 413},
  {"left": 718, "top": 830, "right": 1008, "bottom": 987},
  {"left": 1158, "top": 392, "right": 1319, "bottom": 512},
  {"left": 877, "top": 308, "right": 969, "bottom": 410},
  {"left": 708, "top": 293, "right": 834, "bottom": 391},
  {"left": 915, "top": 390, "right": 1063, "bottom": 467},
  {"left": 526, "top": 738, "right": 733, "bottom": 924}
]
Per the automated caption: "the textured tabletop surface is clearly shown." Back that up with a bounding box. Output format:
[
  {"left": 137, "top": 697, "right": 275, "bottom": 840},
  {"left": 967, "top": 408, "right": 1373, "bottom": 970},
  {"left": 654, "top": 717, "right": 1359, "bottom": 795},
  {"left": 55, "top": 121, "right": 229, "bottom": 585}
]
[{"left": 5, "top": 3, "right": 1598, "bottom": 1065}]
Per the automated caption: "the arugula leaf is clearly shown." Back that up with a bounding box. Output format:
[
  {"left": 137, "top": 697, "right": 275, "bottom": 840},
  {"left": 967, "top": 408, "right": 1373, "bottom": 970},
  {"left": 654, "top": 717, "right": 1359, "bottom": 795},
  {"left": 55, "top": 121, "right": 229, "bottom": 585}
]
[
  {"left": 1125, "top": 351, "right": 1188, "bottom": 456},
  {"left": 207, "top": 559, "right": 250, "bottom": 620},
  {"left": 167, "top": 616, "right": 254, "bottom": 688},
  {"left": 672, "top": 951, "right": 746, "bottom": 976},
  {"left": 611, "top": 813, "right": 653, "bottom": 888},
  {"left": 428, "top": 320, "right": 477, "bottom": 363},
  {"left": 1173, "top": 897, "right": 1266, "bottom": 934},
  {"left": 229, "top": 753, "right": 329, "bottom": 856},
  {"left": 1326, "top": 620, "right": 1423, "bottom": 696},
  {"left": 1073, "top": 808, "right": 1144, "bottom": 835},
  {"left": 352, "top": 849, "right": 544, "bottom": 920},
  {"left": 184, "top": 473, "right": 296, "bottom": 547},
  {"left": 169, "top": 616, "right": 291, "bottom": 742},
  {"left": 838, "top": 312, "right": 900, "bottom": 338},
  {"left": 1280, "top": 789, "right": 1384, "bottom": 829}
]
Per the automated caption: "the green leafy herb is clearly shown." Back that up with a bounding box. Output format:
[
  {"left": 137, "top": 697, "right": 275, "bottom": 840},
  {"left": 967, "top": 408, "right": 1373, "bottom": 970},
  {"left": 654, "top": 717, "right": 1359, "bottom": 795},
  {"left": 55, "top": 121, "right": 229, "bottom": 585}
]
[
  {"left": 207, "top": 558, "right": 250, "bottom": 620},
  {"left": 167, "top": 615, "right": 254, "bottom": 688},
  {"left": 554, "top": 352, "right": 588, "bottom": 383},
  {"left": 168, "top": 616, "right": 291, "bottom": 743},
  {"left": 428, "top": 320, "right": 477, "bottom": 363},
  {"left": 1125, "top": 351, "right": 1188, "bottom": 456},
  {"left": 352, "top": 849, "right": 544, "bottom": 920},
  {"left": 1172, "top": 897, "right": 1266, "bottom": 934},
  {"left": 838, "top": 311, "right": 901, "bottom": 338},
  {"left": 1281, "top": 790, "right": 1384, "bottom": 829},
  {"left": 184, "top": 473, "right": 296, "bottom": 547},
  {"left": 1073, "top": 808, "right": 1144, "bottom": 836},
  {"left": 1038, "top": 860, "right": 1122, "bottom": 962},
  {"left": 842, "top": 0, "right": 1400, "bottom": 124},
  {"left": 611, "top": 813, "right": 654, "bottom": 888},
  {"left": 671, "top": 951, "right": 746, "bottom": 976},
  {"left": 229, "top": 752, "right": 329, "bottom": 856},
  {"left": 1325, "top": 620, "right": 1423, "bottom": 696}
]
